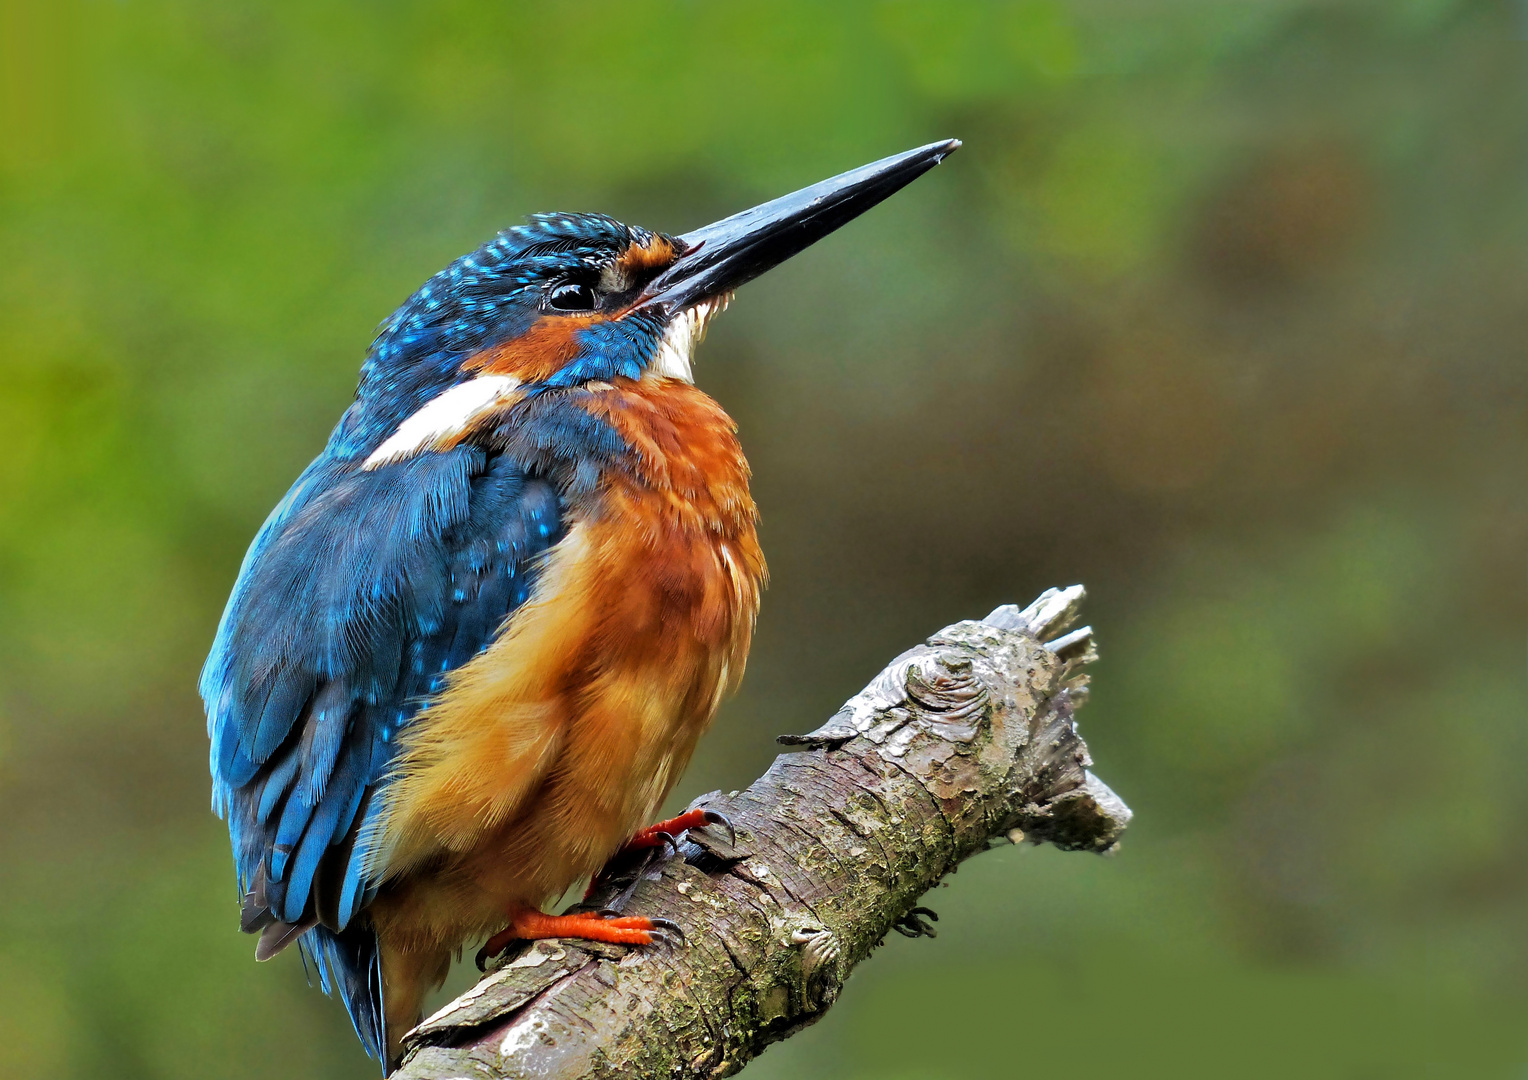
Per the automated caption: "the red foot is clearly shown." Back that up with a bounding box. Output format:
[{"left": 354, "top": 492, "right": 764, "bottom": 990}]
[
  {"left": 581, "top": 809, "right": 735, "bottom": 904},
  {"left": 476, "top": 908, "right": 680, "bottom": 970},
  {"left": 625, "top": 809, "right": 734, "bottom": 852}
]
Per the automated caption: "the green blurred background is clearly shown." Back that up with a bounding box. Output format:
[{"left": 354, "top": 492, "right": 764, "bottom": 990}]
[{"left": 2, "top": 1, "right": 1525, "bottom": 1077}]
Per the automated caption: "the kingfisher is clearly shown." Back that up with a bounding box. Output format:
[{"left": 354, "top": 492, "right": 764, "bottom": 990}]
[{"left": 201, "top": 139, "right": 959, "bottom": 1071}]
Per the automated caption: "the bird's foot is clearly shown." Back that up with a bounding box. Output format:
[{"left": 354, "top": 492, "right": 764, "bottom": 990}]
[
  {"left": 582, "top": 809, "right": 735, "bottom": 904},
  {"left": 625, "top": 808, "right": 736, "bottom": 853},
  {"left": 476, "top": 907, "right": 682, "bottom": 970}
]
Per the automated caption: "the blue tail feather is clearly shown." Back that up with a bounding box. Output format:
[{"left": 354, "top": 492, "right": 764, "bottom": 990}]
[{"left": 300, "top": 924, "right": 386, "bottom": 1071}]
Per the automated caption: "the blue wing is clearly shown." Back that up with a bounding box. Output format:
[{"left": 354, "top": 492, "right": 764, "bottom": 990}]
[{"left": 201, "top": 443, "right": 564, "bottom": 1056}]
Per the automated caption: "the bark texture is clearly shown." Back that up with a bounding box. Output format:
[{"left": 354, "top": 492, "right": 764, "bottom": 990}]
[{"left": 394, "top": 586, "right": 1131, "bottom": 1080}]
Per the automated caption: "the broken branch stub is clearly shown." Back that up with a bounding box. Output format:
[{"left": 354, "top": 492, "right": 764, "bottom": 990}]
[{"left": 395, "top": 585, "right": 1131, "bottom": 1080}]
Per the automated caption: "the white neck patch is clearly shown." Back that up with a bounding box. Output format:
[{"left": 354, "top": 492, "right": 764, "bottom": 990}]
[
  {"left": 361, "top": 294, "right": 731, "bottom": 470},
  {"left": 362, "top": 374, "right": 521, "bottom": 470},
  {"left": 650, "top": 294, "right": 730, "bottom": 383}
]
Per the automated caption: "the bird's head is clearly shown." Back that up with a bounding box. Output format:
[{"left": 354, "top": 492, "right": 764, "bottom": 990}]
[{"left": 330, "top": 140, "right": 960, "bottom": 468}]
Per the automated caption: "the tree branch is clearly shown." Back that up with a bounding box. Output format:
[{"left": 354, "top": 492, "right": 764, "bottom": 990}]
[{"left": 394, "top": 586, "right": 1132, "bottom": 1080}]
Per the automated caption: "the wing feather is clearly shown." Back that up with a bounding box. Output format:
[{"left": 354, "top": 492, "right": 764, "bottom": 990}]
[
  {"left": 203, "top": 446, "right": 566, "bottom": 936},
  {"left": 202, "top": 392, "right": 627, "bottom": 1066}
]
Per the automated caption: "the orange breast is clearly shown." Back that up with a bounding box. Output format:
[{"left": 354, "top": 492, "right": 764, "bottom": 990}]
[{"left": 372, "top": 377, "right": 764, "bottom": 916}]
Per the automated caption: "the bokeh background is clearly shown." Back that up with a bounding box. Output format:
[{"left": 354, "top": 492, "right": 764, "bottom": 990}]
[{"left": 2, "top": 2, "right": 1525, "bottom": 1077}]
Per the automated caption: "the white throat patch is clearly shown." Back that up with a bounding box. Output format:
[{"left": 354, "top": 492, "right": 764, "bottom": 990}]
[
  {"left": 362, "top": 374, "right": 522, "bottom": 470},
  {"left": 650, "top": 294, "right": 730, "bottom": 383}
]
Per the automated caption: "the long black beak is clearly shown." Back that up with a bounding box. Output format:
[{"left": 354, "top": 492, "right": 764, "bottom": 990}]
[{"left": 637, "top": 139, "right": 960, "bottom": 314}]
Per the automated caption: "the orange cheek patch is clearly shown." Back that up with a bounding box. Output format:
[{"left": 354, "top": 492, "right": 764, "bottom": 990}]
[
  {"left": 614, "top": 237, "right": 678, "bottom": 279},
  {"left": 464, "top": 314, "right": 602, "bottom": 382}
]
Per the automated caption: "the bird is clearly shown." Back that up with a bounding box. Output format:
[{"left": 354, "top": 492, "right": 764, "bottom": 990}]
[{"left": 201, "top": 138, "right": 959, "bottom": 1072}]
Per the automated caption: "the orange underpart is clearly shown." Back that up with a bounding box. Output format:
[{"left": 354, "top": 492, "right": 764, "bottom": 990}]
[{"left": 383, "top": 375, "right": 763, "bottom": 983}]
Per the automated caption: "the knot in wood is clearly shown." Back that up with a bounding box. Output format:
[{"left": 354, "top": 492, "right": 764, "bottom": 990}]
[
  {"left": 789, "top": 926, "right": 842, "bottom": 979},
  {"left": 904, "top": 652, "right": 987, "bottom": 725},
  {"left": 789, "top": 926, "right": 843, "bottom": 1008}
]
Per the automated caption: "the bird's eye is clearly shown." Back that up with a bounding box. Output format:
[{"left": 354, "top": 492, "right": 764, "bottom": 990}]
[{"left": 547, "top": 280, "right": 598, "bottom": 311}]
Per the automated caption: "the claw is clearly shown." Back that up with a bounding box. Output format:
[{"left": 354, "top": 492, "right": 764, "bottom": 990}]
[
  {"left": 475, "top": 925, "right": 522, "bottom": 971},
  {"left": 596, "top": 903, "right": 676, "bottom": 933},
  {"left": 647, "top": 927, "right": 683, "bottom": 949},
  {"left": 649, "top": 917, "right": 685, "bottom": 942},
  {"left": 698, "top": 810, "right": 736, "bottom": 847},
  {"left": 590, "top": 810, "right": 732, "bottom": 911},
  {"left": 624, "top": 808, "right": 732, "bottom": 855},
  {"left": 481, "top": 907, "right": 681, "bottom": 954}
]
